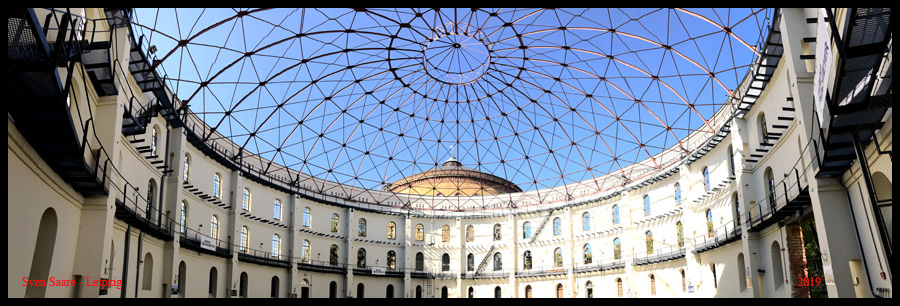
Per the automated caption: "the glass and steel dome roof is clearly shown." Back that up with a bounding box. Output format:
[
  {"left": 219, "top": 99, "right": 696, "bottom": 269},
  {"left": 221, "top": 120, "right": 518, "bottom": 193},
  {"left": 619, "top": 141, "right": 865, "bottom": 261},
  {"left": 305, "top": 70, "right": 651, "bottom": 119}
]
[{"left": 131, "top": 8, "right": 770, "bottom": 205}]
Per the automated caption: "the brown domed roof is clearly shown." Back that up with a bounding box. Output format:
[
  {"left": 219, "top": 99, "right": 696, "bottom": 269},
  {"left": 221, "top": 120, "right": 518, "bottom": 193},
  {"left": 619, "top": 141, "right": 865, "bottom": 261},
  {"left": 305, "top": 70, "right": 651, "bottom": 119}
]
[{"left": 385, "top": 157, "right": 521, "bottom": 197}]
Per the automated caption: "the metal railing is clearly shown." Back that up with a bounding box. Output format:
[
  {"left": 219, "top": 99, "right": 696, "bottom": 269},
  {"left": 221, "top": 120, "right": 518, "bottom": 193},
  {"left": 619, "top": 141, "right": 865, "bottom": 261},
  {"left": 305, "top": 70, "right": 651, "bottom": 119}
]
[
  {"left": 633, "top": 246, "right": 686, "bottom": 265},
  {"left": 516, "top": 265, "right": 568, "bottom": 277},
  {"left": 693, "top": 219, "right": 742, "bottom": 251},
  {"left": 573, "top": 259, "right": 626, "bottom": 273},
  {"left": 743, "top": 137, "right": 818, "bottom": 229}
]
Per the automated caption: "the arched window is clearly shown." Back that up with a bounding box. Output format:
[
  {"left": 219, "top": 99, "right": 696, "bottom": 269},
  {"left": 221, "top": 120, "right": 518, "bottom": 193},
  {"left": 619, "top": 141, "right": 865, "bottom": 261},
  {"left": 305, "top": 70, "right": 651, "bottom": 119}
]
[
  {"left": 583, "top": 243, "right": 592, "bottom": 264},
  {"left": 616, "top": 278, "right": 623, "bottom": 297},
  {"left": 146, "top": 180, "right": 155, "bottom": 218},
  {"left": 495, "top": 286, "right": 502, "bottom": 298},
  {"left": 467, "top": 253, "right": 475, "bottom": 271},
  {"left": 466, "top": 225, "right": 474, "bottom": 242},
  {"left": 734, "top": 193, "right": 742, "bottom": 225},
  {"left": 646, "top": 231, "right": 654, "bottom": 254},
  {"left": 271, "top": 234, "right": 281, "bottom": 259},
  {"left": 213, "top": 173, "right": 221, "bottom": 199},
  {"left": 415, "top": 252, "right": 424, "bottom": 271},
  {"left": 759, "top": 113, "right": 769, "bottom": 143},
  {"left": 493, "top": 224, "right": 502, "bottom": 241},
  {"left": 612, "top": 205, "right": 620, "bottom": 224},
  {"left": 331, "top": 214, "right": 340, "bottom": 233},
  {"left": 387, "top": 222, "right": 396, "bottom": 240},
  {"left": 150, "top": 127, "right": 158, "bottom": 156},
  {"left": 179, "top": 201, "right": 187, "bottom": 234},
  {"left": 771, "top": 241, "right": 784, "bottom": 289},
  {"left": 525, "top": 285, "right": 533, "bottom": 298},
  {"left": 442, "top": 225, "right": 450, "bottom": 242},
  {"left": 643, "top": 195, "right": 651, "bottom": 216},
  {"left": 302, "top": 207, "right": 311, "bottom": 227},
  {"left": 301, "top": 240, "right": 310, "bottom": 263},
  {"left": 357, "top": 248, "right": 367, "bottom": 268},
  {"left": 586, "top": 281, "right": 594, "bottom": 298},
  {"left": 387, "top": 250, "right": 396, "bottom": 270},
  {"left": 738, "top": 253, "right": 747, "bottom": 291},
  {"left": 675, "top": 183, "right": 682, "bottom": 206},
  {"left": 676, "top": 221, "right": 684, "bottom": 248},
  {"left": 239, "top": 272, "right": 248, "bottom": 298},
  {"left": 386, "top": 284, "right": 394, "bottom": 298},
  {"left": 711, "top": 262, "right": 719, "bottom": 289},
  {"left": 728, "top": 145, "right": 735, "bottom": 176},
  {"left": 357, "top": 283, "right": 365, "bottom": 299},
  {"left": 553, "top": 217, "right": 562, "bottom": 236},
  {"left": 582, "top": 212, "right": 591, "bottom": 231},
  {"left": 681, "top": 269, "right": 687, "bottom": 292},
  {"left": 329, "top": 281, "right": 336, "bottom": 298},
  {"left": 707, "top": 209, "right": 715, "bottom": 237},
  {"left": 359, "top": 218, "right": 367, "bottom": 237},
  {"left": 210, "top": 215, "right": 219, "bottom": 241},
  {"left": 523, "top": 221, "right": 532, "bottom": 239},
  {"left": 554, "top": 247, "right": 563, "bottom": 267},
  {"left": 142, "top": 253, "right": 153, "bottom": 290},
  {"left": 493, "top": 253, "right": 502, "bottom": 271},
  {"left": 240, "top": 226, "right": 249, "bottom": 253},
  {"left": 468, "top": 286, "right": 474, "bottom": 298},
  {"left": 523, "top": 251, "right": 532, "bottom": 270},
  {"left": 765, "top": 167, "right": 776, "bottom": 207},
  {"left": 183, "top": 154, "right": 190, "bottom": 183},
  {"left": 556, "top": 284, "right": 564, "bottom": 298},
  {"left": 329, "top": 244, "right": 338, "bottom": 265},
  {"left": 273, "top": 199, "right": 281, "bottom": 220},
  {"left": 703, "top": 166, "right": 711, "bottom": 192},
  {"left": 441, "top": 286, "right": 448, "bottom": 298},
  {"left": 242, "top": 188, "right": 252, "bottom": 211},
  {"left": 650, "top": 274, "right": 656, "bottom": 295},
  {"left": 416, "top": 224, "right": 424, "bottom": 241},
  {"left": 613, "top": 238, "right": 622, "bottom": 260},
  {"left": 416, "top": 285, "right": 422, "bottom": 298},
  {"left": 442, "top": 253, "right": 450, "bottom": 271}
]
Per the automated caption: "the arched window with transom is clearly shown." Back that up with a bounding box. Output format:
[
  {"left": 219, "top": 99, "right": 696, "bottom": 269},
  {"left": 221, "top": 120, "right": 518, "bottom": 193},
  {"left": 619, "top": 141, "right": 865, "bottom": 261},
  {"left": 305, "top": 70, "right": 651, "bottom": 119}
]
[
  {"left": 493, "top": 224, "right": 501, "bottom": 241},
  {"left": 183, "top": 154, "right": 190, "bottom": 183},
  {"left": 359, "top": 218, "right": 367, "bottom": 237},
  {"left": 442, "top": 225, "right": 450, "bottom": 242},
  {"left": 415, "top": 252, "right": 424, "bottom": 271},
  {"left": 242, "top": 188, "right": 252, "bottom": 211},
  {"left": 387, "top": 222, "right": 396, "bottom": 240},
  {"left": 554, "top": 247, "right": 563, "bottom": 267},
  {"left": 416, "top": 224, "right": 424, "bottom": 241},
  {"left": 643, "top": 195, "right": 651, "bottom": 216},
  {"left": 329, "top": 244, "right": 338, "bottom": 265},
  {"left": 675, "top": 183, "right": 682, "bottom": 206},
  {"left": 357, "top": 248, "right": 366, "bottom": 268},
  {"left": 240, "top": 226, "right": 249, "bottom": 253},
  {"left": 707, "top": 209, "right": 715, "bottom": 237},
  {"left": 301, "top": 240, "right": 310, "bottom": 263},
  {"left": 759, "top": 113, "right": 769, "bottom": 143},
  {"left": 616, "top": 278, "right": 623, "bottom": 297},
  {"left": 646, "top": 231, "right": 654, "bottom": 254},
  {"left": 211, "top": 215, "right": 219, "bottom": 241},
  {"left": 466, "top": 225, "right": 474, "bottom": 242},
  {"left": 650, "top": 274, "right": 656, "bottom": 295},
  {"left": 303, "top": 207, "right": 311, "bottom": 227},
  {"left": 523, "top": 221, "right": 532, "bottom": 239},
  {"left": 271, "top": 234, "right": 281, "bottom": 259},
  {"left": 213, "top": 173, "right": 221, "bottom": 199},
  {"left": 582, "top": 212, "right": 590, "bottom": 231},
  {"left": 331, "top": 214, "right": 340, "bottom": 233},
  {"left": 180, "top": 201, "right": 187, "bottom": 234},
  {"left": 614, "top": 237, "right": 622, "bottom": 260},
  {"left": 523, "top": 251, "right": 532, "bottom": 270},
  {"left": 146, "top": 180, "right": 156, "bottom": 218},
  {"left": 467, "top": 253, "right": 475, "bottom": 271},
  {"left": 765, "top": 167, "right": 776, "bottom": 207},
  {"left": 150, "top": 126, "right": 158, "bottom": 156},
  {"left": 703, "top": 166, "right": 711, "bottom": 192},
  {"left": 387, "top": 250, "right": 396, "bottom": 270},
  {"left": 273, "top": 199, "right": 281, "bottom": 220},
  {"left": 493, "top": 253, "right": 502, "bottom": 271},
  {"left": 612, "top": 205, "right": 620, "bottom": 224},
  {"left": 553, "top": 217, "right": 562, "bottom": 236},
  {"left": 583, "top": 243, "right": 592, "bottom": 264},
  {"left": 676, "top": 221, "right": 684, "bottom": 248}
]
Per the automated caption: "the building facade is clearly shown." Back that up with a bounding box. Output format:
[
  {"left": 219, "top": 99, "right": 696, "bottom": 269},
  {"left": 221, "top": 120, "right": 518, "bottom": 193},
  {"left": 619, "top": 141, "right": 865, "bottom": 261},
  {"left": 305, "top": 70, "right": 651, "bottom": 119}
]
[{"left": 8, "top": 8, "right": 892, "bottom": 298}]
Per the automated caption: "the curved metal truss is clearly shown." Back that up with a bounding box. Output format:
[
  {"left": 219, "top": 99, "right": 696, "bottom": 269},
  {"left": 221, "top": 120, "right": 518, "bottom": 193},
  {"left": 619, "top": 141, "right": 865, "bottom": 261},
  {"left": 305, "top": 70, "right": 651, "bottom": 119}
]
[{"left": 132, "top": 8, "right": 771, "bottom": 209}]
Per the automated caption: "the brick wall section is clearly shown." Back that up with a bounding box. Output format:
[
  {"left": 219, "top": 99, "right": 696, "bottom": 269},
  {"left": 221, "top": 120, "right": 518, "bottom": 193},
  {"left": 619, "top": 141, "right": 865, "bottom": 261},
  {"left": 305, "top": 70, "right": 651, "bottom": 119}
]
[{"left": 786, "top": 224, "right": 810, "bottom": 298}]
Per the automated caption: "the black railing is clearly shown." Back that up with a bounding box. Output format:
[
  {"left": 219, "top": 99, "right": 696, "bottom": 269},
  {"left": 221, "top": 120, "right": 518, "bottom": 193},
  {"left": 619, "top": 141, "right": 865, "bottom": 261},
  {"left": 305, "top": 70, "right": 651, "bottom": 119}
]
[
  {"left": 464, "top": 270, "right": 508, "bottom": 279},
  {"left": 238, "top": 248, "right": 291, "bottom": 268},
  {"left": 633, "top": 246, "right": 686, "bottom": 265},
  {"left": 178, "top": 227, "right": 230, "bottom": 258},
  {"left": 743, "top": 138, "right": 817, "bottom": 230},
  {"left": 574, "top": 259, "right": 626, "bottom": 273},
  {"left": 693, "top": 220, "right": 742, "bottom": 252},
  {"left": 516, "top": 266, "right": 568, "bottom": 278}
]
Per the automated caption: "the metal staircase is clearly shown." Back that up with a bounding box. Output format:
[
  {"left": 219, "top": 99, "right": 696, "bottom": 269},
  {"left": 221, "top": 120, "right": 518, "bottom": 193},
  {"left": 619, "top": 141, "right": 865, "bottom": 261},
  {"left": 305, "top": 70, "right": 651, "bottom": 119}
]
[
  {"left": 529, "top": 210, "right": 554, "bottom": 243},
  {"left": 473, "top": 245, "right": 496, "bottom": 276}
]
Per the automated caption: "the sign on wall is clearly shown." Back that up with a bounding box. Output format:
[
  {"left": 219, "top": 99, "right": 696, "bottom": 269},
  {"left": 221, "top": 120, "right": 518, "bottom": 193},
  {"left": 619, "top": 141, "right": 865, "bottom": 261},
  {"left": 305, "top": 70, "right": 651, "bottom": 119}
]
[
  {"left": 371, "top": 267, "right": 386, "bottom": 275},
  {"left": 813, "top": 8, "right": 834, "bottom": 129},
  {"left": 200, "top": 235, "right": 217, "bottom": 251}
]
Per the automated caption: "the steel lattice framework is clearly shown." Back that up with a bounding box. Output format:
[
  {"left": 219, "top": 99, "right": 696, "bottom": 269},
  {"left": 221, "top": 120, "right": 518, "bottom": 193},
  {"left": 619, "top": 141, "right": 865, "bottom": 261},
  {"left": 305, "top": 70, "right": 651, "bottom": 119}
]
[{"left": 132, "top": 8, "right": 771, "bottom": 209}]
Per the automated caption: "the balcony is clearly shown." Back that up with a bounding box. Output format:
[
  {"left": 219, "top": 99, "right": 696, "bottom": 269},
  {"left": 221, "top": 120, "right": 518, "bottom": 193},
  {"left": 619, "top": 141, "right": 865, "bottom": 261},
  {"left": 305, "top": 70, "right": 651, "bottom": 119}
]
[
  {"left": 464, "top": 270, "right": 508, "bottom": 279},
  {"left": 693, "top": 221, "right": 742, "bottom": 253},
  {"left": 350, "top": 266, "right": 404, "bottom": 278},
  {"left": 112, "top": 182, "right": 172, "bottom": 241},
  {"left": 746, "top": 167, "right": 811, "bottom": 232},
  {"left": 178, "top": 229, "right": 230, "bottom": 258},
  {"left": 574, "top": 259, "right": 626, "bottom": 273},
  {"left": 633, "top": 246, "right": 686, "bottom": 266},
  {"left": 515, "top": 266, "right": 568, "bottom": 278},
  {"left": 237, "top": 249, "right": 291, "bottom": 269}
]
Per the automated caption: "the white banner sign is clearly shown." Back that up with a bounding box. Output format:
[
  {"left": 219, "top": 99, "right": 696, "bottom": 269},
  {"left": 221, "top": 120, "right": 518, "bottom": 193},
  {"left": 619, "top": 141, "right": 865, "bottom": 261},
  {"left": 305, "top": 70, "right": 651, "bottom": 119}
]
[
  {"left": 200, "top": 235, "right": 217, "bottom": 251},
  {"left": 371, "top": 267, "right": 386, "bottom": 275},
  {"left": 813, "top": 8, "right": 834, "bottom": 128}
]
